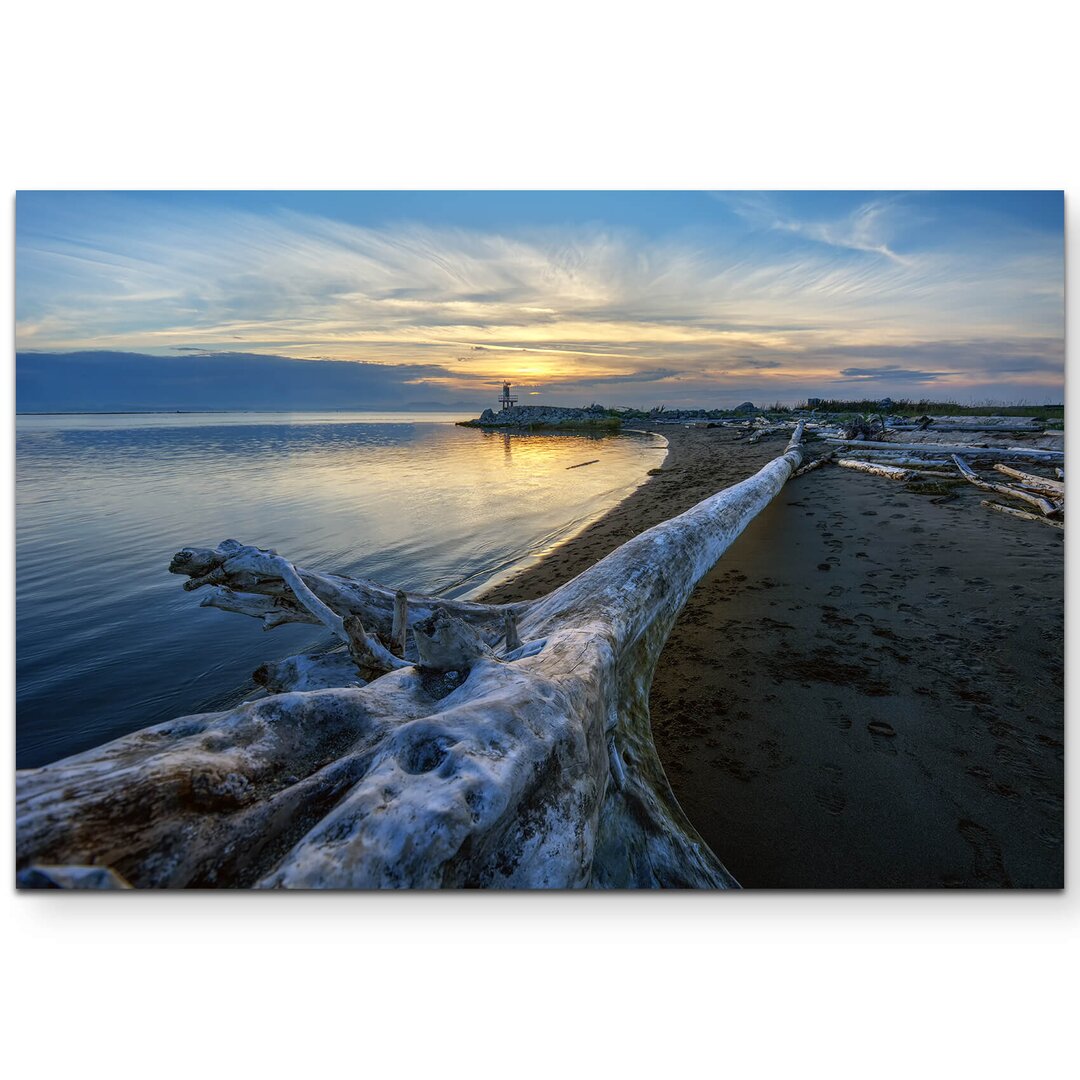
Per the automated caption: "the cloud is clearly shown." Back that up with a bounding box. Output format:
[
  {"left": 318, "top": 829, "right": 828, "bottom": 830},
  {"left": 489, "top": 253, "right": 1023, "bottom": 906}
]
[
  {"left": 735, "top": 356, "right": 783, "bottom": 369},
  {"left": 541, "top": 367, "right": 684, "bottom": 388},
  {"left": 838, "top": 366, "right": 958, "bottom": 382},
  {"left": 13, "top": 193, "right": 1064, "bottom": 407},
  {"left": 774, "top": 200, "right": 907, "bottom": 262},
  {"left": 715, "top": 192, "right": 907, "bottom": 260}
]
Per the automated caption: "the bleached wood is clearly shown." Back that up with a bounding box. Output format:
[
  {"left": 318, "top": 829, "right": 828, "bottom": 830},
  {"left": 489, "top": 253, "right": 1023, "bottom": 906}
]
[
  {"left": 992, "top": 464, "right": 1064, "bottom": 498},
  {"left": 981, "top": 500, "right": 1064, "bottom": 530},
  {"left": 16, "top": 426, "right": 809, "bottom": 890},
  {"left": 844, "top": 455, "right": 952, "bottom": 468},
  {"left": 888, "top": 418, "right": 1046, "bottom": 433},
  {"left": 952, "top": 456, "right": 1059, "bottom": 516},
  {"left": 391, "top": 590, "right": 409, "bottom": 657},
  {"left": 198, "top": 585, "right": 320, "bottom": 629},
  {"left": 344, "top": 614, "right": 411, "bottom": 675},
  {"left": 792, "top": 451, "right": 834, "bottom": 477},
  {"left": 748, "top": 422, "right": 795, "bottom": 444},
  {"left": 254, "top": 651, "right": 367, "bottom": 693},
  {"left": 826, "top": 439, "right": 1063, "bottom": 461},
  {"left": 17, "top": 864, "right": 132, "bottom": 889},
  {"left": 503, "top": 608, "right": 522, "bottom": 653},
  {"left": 836, "top": 459, "right": 917, "bottom": 481},
  {"left": 412, "top": 610, "right": 495, "bottom": 672},
  {"left": 170, "top": 539, "right": 527, "bottom": 642}
]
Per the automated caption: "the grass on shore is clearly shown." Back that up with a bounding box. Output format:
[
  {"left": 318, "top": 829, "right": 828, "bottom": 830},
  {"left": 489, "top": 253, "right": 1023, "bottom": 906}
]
[
  {"left": 608, "top": 400, "right": 1062, "bottom": 422},
  {"left": 795, "top": 398, "right": 1064, "bottom": 420}
]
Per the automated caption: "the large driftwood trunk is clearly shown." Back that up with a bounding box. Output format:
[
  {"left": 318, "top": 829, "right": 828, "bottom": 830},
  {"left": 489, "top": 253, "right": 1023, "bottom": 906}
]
[
  {"left": 825, "top": 439, "right": 1063, "bottom": 461},
  {"left": 16, "top": 427, "right": 808, "bottom": 889}
]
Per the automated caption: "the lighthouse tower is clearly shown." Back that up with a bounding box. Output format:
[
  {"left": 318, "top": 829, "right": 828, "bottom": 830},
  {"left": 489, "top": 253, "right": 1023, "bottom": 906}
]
[{"left": 499, "top": 381, "right": 518, "bottom": 410}]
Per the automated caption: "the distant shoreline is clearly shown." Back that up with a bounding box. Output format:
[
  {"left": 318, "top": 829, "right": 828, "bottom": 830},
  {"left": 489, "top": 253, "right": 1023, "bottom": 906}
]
[{"left": 15, "top": 407, "right": 480, "bottom": 416}]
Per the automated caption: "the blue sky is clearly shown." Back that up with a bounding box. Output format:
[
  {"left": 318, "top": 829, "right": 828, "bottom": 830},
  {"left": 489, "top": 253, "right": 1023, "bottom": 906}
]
[{"left": 16, "top": 190, "right": 1064, "bottom": 408}]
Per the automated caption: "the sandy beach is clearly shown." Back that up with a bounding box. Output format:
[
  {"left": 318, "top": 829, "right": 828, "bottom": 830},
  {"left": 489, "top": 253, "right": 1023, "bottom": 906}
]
[{"left": 481, "top": 427, "right": 1064, "bottom": 888}]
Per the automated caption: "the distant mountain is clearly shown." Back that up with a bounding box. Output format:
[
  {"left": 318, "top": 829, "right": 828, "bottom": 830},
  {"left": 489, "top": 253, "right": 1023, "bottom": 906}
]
[
  {"left": 401, "top": 399, "right": 487, "bottom": 411},
  {"left": 16, "top": 351, "right": 487, "bottom": 414}
]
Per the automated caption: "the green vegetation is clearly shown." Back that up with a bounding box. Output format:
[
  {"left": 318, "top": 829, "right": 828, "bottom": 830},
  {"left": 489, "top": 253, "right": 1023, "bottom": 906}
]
[
  {"left": 533, "top": 417, "right": 621, "bottom": 432},
  {"left": 532, "top": 399, "right": 1065, "bottom": 429},
  {"left": 905, "top": 479, "right": 966, "bottom": 497},
  {"left": 606, "top": 404, "right": 794, "bottom": 421},
  {"left": 797, "top": 398, "right": 1063, "bottom": 420}
]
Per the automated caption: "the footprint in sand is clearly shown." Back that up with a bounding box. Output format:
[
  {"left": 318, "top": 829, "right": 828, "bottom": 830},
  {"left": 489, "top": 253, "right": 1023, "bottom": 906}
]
[
  {"left": 867, "top": 721, "right": 899, "bottom": 753},
  {"left": 868, "top": 721, "right": 896, "bottom": 737},
  {"left": 956, "top": 819, "right": 1012, "bottom": 886},
  {"left": 813, "top": 763, "right": 847, "bottom": 816}
]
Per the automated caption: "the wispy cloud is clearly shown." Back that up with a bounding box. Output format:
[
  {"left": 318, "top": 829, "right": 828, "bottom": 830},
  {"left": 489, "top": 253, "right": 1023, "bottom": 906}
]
[
  {"left": 15, "top": 192, "right": 1063, "bottom": 406},
  {"left": 838, "top": 366, "right": 958, "bottom": 382},
  {"left": 715, "top": 192, "right": 908, "bottom": 259}
]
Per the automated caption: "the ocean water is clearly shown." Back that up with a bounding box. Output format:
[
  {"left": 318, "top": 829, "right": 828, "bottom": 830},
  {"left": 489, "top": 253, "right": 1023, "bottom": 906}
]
[{"left": 16, "top": 411, "right": 663, "bottom": 768}]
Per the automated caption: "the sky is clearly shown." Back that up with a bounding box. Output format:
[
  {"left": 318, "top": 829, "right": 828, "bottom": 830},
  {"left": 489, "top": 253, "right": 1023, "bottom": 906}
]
[{"left": 15, "top": 190, "right": 1064, "bottom": 410}]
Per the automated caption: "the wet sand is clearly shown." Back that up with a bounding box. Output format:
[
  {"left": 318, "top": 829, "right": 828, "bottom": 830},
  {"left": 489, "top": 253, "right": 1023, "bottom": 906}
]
[{"left": 481, "top": 427, "right": 1064, "bottom": 888}]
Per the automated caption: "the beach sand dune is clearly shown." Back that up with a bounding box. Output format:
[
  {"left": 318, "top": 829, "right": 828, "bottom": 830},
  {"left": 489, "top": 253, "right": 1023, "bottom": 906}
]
[{"left": 482, "top": 428, "right": 1063, "bottom": 888}]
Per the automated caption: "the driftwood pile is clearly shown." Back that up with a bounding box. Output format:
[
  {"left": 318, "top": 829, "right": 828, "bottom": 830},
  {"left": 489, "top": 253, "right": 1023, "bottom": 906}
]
[{"left": 794, "top": 423, "right": 1065, "bottom": 529}]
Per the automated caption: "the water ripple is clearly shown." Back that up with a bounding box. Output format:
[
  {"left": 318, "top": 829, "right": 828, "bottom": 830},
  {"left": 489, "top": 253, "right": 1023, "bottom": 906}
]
[{"left": 17, "top": 411, "right": 661, "bottom": 767}]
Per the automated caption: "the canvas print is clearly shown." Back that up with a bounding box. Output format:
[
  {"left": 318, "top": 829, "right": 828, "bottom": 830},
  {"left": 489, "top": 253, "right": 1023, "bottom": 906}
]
[{"left": 14, "top": 191, "right": 1063, "bottom": 889}]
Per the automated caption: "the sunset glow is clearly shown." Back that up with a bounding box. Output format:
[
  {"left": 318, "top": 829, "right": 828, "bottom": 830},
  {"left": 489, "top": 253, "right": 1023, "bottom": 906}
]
[{"left": 16, "top": 191, "right": 1063, "bottom": 408}]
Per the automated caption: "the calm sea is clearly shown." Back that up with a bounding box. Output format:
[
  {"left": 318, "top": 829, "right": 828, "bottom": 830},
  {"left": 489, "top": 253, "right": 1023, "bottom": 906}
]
[{"left": 16, "top": 411, "right": 663, "bottom": 768}]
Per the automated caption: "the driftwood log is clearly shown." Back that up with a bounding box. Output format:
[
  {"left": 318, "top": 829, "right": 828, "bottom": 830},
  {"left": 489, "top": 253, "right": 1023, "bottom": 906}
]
[
  {"left": 16, "top": 427, "right": 809, "bottom": 889},
  {"left": 840, "top": 453, "right": 953, "bottom": 468},
  {"left": 748, "top": 422, "right": 796, "bottom": 444},
  {"left": 826, "top": 439, "right": 1063, "bottom": 462},
  {"left": 174, "top": 542, "right": 527, "bottom": 643},
  {"left": 952, "top": 456, "right": 1061, "bottom": 517},
  {"left": 792, "top": 450, "right": 835, "bottom": 477},
  {"left": 981, "top": 500, "right": 1064, "bottom": 530},
  {"left": 991, "top": 464, "right": 1064, "bottom": 499},
  {"left": 887, "top": 419, "right": 1047, "bottom": 433},
  {"left": 836, "top": 459, "right": 917, "bottom": 481}
]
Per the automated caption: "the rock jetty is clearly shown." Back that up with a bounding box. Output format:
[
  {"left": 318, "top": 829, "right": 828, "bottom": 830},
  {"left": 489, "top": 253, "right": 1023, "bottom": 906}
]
[{"left": 458, "top": 404, "right": 620, "bottom": 431}]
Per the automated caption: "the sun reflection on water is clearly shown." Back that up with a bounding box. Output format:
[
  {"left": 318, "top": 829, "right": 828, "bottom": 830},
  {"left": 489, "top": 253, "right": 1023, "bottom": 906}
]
[{"left": 15, "top": 411, "right": 664, "bottom": 767}]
